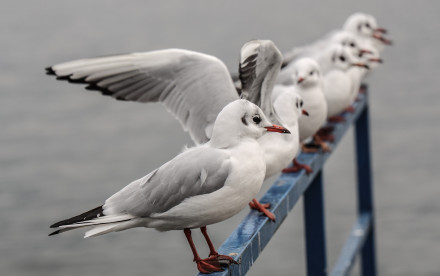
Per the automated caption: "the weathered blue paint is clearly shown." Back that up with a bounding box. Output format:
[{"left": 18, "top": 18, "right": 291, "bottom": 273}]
[{"left": 197, "top": 89, "right": 376, "bottom": 276}]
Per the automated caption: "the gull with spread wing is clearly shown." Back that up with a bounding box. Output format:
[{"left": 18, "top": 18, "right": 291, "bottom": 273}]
[{"left": 47, "top": 40, "right": 306, "bottom": 220}]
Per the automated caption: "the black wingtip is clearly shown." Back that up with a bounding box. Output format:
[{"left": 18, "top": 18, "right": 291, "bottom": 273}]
[
  {"left": 48, "top": 230, "right": 61, "bottom": 236},
  {"left": 50, "top": 205, "right": 104, "bottom": 228},
  {"left": 45, "top": 66, "right": 56, "bottom": 75}
]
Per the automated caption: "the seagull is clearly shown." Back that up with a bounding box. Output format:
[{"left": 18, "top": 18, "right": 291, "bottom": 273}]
[
  {"left": 270, "top": 86, "right": 310, "bottom": 174},
  {"left": 282, "top": 31, "right": 372, "bottom": 69},
  {"left": 342, "top": 12, "right": 392, "bottom": 51},
  {"left": 316, "top": 44, "right": 369, "bottom": 122},
  {"left": 49, "top": 99, "right": 290, "bottom": 274},
  {"left": 282, "top": 12, "right": 391, "bottom": 69},
  {"left": 278, "top": 58, "right": 327, "bottom": 143},
  {"left": 46, "top": 40, "right": 304, "bottom": 220},
  {"left": 276, "top": 58, "right": 328, "bottom": 173}
]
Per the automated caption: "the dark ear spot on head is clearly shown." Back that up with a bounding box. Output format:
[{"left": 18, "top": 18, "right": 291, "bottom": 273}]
[{"left": 241, "top": 114, "right": 248, "bottom": 126}]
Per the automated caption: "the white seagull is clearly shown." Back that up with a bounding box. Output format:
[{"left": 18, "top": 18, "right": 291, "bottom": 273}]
[
  {"left": 278, "top": 58, "right": 327, "bottom": 143},
  {"left": 282, "top": 12, "right": 391, "bottom": 69},
  {"left": 275, "top": 58, "right": 328, "bottom": 173},
  {"left": 49, "top": 99, "right": 290, "bottom": 274},
  {"left": 316, "top": 44, "right": 369, "bottom": 122},
  {"left": 282, "top": 30, "right": 372, "bottom": 69},
  {"left": 342, "top": 12, "right": 392, "bottom": 52},
  {"left": 47, "top": 40, "right": 306, "bottom": 220}
]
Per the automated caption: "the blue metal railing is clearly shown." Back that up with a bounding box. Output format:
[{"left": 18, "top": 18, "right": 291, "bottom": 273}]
[{"left": 197, "top": 86, "right": 377, "bottom": 276}]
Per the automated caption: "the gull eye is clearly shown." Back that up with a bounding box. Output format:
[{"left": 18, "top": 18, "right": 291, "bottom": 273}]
[
  {"left": 350, "top": 42, "right": 356, "bottom": 47},
  {"left": 300, "top": 100, "right": 304, "bottom": 107},
  {"left": 253, "top": 115, "right": 261, "bottom": 124},
  {"left": 309, "top": 70, "right": 314, "bottom": 76},
  {"left": 365, "top": 23, "right": 371, "bottom": 29},
  {"left": 339, "top": 55, "right": 346, "bottom": 62}
]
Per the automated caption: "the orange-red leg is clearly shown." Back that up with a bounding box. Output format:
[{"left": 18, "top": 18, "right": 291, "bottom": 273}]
[
  {"left": 249, "top": 198, "right": 275, "bottom": 221},
  {"left": 282, "top": 158, "right": 313, "bottom": 175},
  {"left": 183, "top": 227, "right": 238, "bottom": 273}
]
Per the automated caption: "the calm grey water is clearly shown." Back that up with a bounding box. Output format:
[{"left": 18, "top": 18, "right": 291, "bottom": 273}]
[{"left": 2, "top": 1, "right": 440, "bottom": 275}]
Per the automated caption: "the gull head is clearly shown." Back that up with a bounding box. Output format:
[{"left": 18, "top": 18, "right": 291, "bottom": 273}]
[
  {"left": 328, "top": 44, "right": 355, "bottom": 71},
  {"left": 343, "top": 13, "right": 392, "bottom": 45},
  {"left": 290, "top": 58, "right": 322, "bottom": 88},
  {"left": 292, "top": 92, "right": 309, "bottom": 120},
  {"left": 331, "top": 31, "right": 367, "bottom": 57},
  {"left": 319, "top": 44, "right": 369, "bottom": 72},
  {"left": 343, "top": 13, "right": 377, "bottom": 37},
  {"left": 210, "top": 100, "right": 290, "bottom": 147}
]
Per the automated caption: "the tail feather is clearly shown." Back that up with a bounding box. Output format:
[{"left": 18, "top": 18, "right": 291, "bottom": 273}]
[
  {"left": 58, "top": 214, "right": 134, "bottom": 228},
  {"left": 84, "top": 224, "right": 121, "bottom": 238},
  {"left": 49, "top": 205, "right": 136, "bottom": 236}
]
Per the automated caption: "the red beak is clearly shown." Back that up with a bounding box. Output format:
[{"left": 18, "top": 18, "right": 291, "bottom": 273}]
[
  {"left": 302, "top": 109, "right": 309, "bottom": 116},
  {"left": 265, "top": 124, "right": 290, "bottom": 134},
  {"left": 359, "top": 49, "right": 373, "bottom": 56},
  {"left": 375, "top": 27, "right": 388, "bottom": 34},
  {"left": 369, "top": 58, "right": 383, "bottom": 63},
  {"left": 372, "top": 33, "right": 393, "bottom": 45},
  {"left": 297, "top": 77, "right": 305, "bottom": 84},
  {"left": 351, "top": 63, "right": 370, "bottom": 70}
]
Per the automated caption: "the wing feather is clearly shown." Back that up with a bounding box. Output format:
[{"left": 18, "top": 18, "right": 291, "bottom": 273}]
[
  {"left": 47, "top": 49, "right": 238, "bottom": 144},
  {"left": 103, "top": 146, "right": 231, "bottom": 217},
  {"left": 238, "top": 40, "right": 283, "bottom": 124}
]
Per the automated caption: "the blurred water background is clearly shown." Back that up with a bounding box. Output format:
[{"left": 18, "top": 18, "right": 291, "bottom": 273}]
[{"left": 2, "top": 1, "right": 440, "bottom": 275}]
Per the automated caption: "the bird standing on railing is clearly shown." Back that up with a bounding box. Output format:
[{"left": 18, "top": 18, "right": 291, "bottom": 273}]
[
  {"left": 316, "top": 44, "right": 369, "bottom": 123},
  {"left": 49, "top": 99, "right": 290, "bottom": 274},
  {"left": 46, "top": 40, "right": 308, "bottom": 221},
  {"left": 275, "top": 58, "right": 328, "bottom": 174},
  {"left": 343, "top": 12, "right": 392, "bottom": 52},
  {"left": 277, "top": 12, "right": 391, "bottom": 161}
]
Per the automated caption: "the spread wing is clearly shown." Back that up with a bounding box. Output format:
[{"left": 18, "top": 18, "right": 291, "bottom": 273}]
[
  {"left": 47, "top": 49, "right": 238, "bottom": 144},
  {"left": 238, "top": 40, "right": 283, "bottom": 124},
  {"left": 102, "top": 146, "right": 231, "bottom": 217}
]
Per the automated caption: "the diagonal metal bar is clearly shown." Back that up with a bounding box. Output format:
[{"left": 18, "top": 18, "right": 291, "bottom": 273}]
[{"left": 330, "top": 213, "right": 372, "bottom": 276}]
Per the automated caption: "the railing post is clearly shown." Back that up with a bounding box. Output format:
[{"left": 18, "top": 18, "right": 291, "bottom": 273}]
[
  {"left": 355, "top": 102, "right": 377, "bottom": 276},
  {"left": 303, "top": 170, "right": 327, "bottom": 276}
]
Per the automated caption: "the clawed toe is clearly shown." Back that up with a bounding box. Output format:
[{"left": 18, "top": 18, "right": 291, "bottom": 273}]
[
  {"left": 250, "top": 198, "right": 275, "bottom": 221},
  {"left": 283, "top": 159, "right": 313, "bottom": 175},
  {"left": 249, "top": 202, "right": 271, "bottom": 209},
  {"left": 196, "top": 254, "right": 238, "bottom": 273}
]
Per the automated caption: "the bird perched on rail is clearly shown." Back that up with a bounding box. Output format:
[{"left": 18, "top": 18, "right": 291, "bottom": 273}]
[
  {"left": 49, "top": 99, "right": 290, "bottom": 274},
  {"left": 46, "top": 40, "right": 307, "bottom": 220},
  {"left": 342, "top": 12, "right": 392, "bottom": 52},
  {"left": 315, "top": 44, "right": 369, "bottom": 122},
  {"left": 275, "top": 58, "right": 327, "bottom": 173}
]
